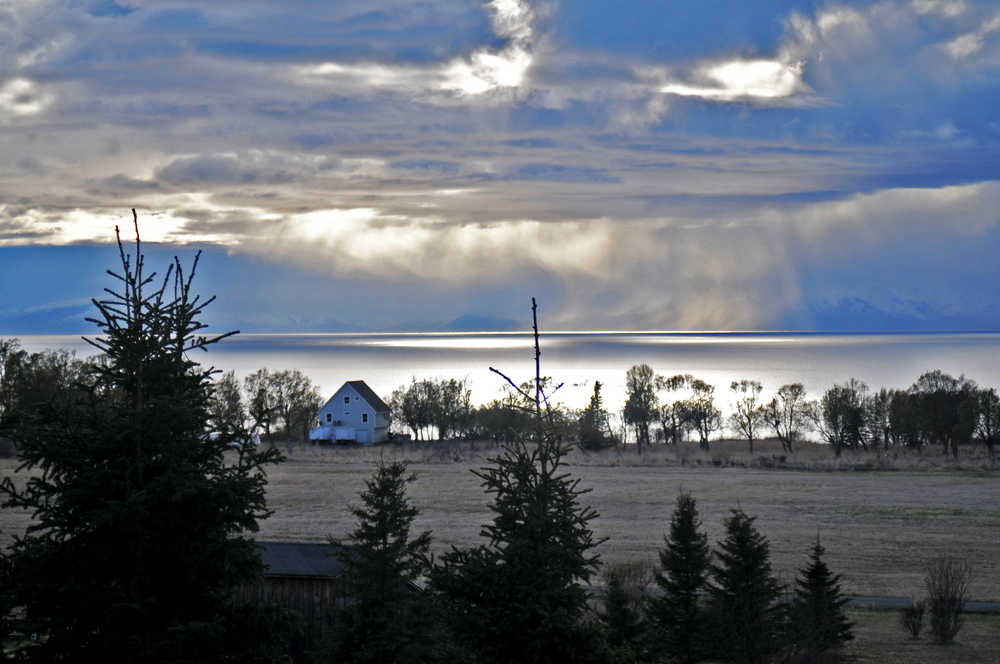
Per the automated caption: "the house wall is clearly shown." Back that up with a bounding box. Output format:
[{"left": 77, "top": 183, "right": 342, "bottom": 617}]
[
  {"left": 317, "top": 383, "right": 388, "bottom": 443},
  {"left": 236, "top": 576, "right": 345, "bottom": 640}
]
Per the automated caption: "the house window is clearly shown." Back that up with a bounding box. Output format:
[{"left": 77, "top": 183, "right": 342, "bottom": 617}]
[
  {"left": 362, "top": 413, "right": 368, "bottom": 423},
  {"left": 344, "top": 396, "right": 350, "bottom": 404},
  {"left": 326, "top": 413, "right": 332, "bottom": 423}
]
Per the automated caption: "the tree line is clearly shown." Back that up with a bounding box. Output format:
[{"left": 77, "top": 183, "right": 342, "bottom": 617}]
[
  {"left": 378, "top": 365, "right": 999, "bottom": 461},
  {"left": 6, "top": 341, "right": 998, "bottom": 461},
  {"left": 619, "top": 363, "right": 998, "bottom": 459},
  {"left": 1, "top": 340, "right": 324, "bottom": 447}
]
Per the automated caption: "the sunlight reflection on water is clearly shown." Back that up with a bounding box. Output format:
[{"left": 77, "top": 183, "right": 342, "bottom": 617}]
[{"left": 15, "top": 332, "right": 1000, "bottom": 414}]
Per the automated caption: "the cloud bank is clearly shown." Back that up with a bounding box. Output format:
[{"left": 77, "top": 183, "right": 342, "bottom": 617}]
[{"left": 1, "top": 0, "right": 1000, "bottom": 331}]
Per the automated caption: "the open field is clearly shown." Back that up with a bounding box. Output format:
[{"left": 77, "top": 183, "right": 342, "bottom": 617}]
[
  {"left": 3, "top": 439, "right": 999, "bottom": 660},
  {"left": 843, "top": 609, "right": 1000, "bottom": 663},
  {"left": 243, "top": 439, "right": 1000, "bottom": 600},
  {"left": 3, "top": 439, "right": 998, "bottom": 602}
]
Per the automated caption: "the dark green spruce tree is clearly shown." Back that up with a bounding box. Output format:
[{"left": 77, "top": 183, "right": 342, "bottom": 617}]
[
  {"left": 431, "top": 433, "right": 604, "bottom": 664},
  {"left": 707, "top": 510, "right": 784, "bottom": 664},
  {"left": 790, "top": 537, "right": 853, "bottom": 656},
  {"left": 648, "top": 491, "right": 710, "bottom": 664},
  {"left": 0, "top": 215, "right": 282, "bottom": 662},
  {"left": 599, "top": 566, "right": 646, "bottom": 664},
  {"left": 329, "top": 459, "right": 435, "bottom": 664}
]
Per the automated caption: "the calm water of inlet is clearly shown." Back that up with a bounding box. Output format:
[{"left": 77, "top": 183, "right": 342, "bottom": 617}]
[{"left": 16, "top": 332, "right": 1000, "bottom": 414}]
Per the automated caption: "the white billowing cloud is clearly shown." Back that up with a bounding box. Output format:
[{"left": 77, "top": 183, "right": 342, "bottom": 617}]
[
  {"left": 0, "top": 77, "right": 53, "bottom": 117},
  {"left": 4, "top": 179, "right": 1000, "bottom": 329},
  {"left": 945, "top": 13, "right": 1000, "bottom": 58},
  {"left": 440, "top": 44, "right": 532, "bottom": 95},
  {"left": 488, "top": 0, "right": 533, "bottom": 41},
  {"left": 776, "top": 182, "right": 1000, "bottom": 250},
  {"left": 912, "top": 0, "right": 967, "bottom": 17},
  {"left": 0, "top": 208, "right": 188, "bottom": 246},
  {"left": 265, "top": 208, "right": 613, "bottom": 283},
  {"left": 660, "top": 59, "right": 805, "bottom": 101},
  {"left": 302, "top": 0, "right": 535, "bottom": 100}
]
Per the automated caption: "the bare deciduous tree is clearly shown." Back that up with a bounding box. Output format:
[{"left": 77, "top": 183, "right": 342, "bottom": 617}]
[
  {"left": 925, "top": 556, "right": 973, "bottom": 644},
  {"left": 730, "top": 379, "right": 765, "bottom": 455},
  {"left": 767, "top": 383, "right": 809, "bottom": 454}
]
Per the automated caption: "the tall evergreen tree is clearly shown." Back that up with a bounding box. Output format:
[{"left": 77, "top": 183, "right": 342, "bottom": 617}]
[
  {"left": 0, "top": 216, "right": 281, "bottom": 662},
  {"left": 790, "top": 537, "right": 853, "bottom": 655},
  {"left": 579, "top": 381, "right": 613, "bottom": 450},
  {"left": 431, "top": 434, "right": 604, "bottom": 664},
  {"left": 649, "top": 491, "right": 710, "bottom": 664},
  {"left": 707, "top": 510, "right": 784, "bottom": 664},
  {"left": 329, "top": 459, "right": 435, "bottom": 663}
]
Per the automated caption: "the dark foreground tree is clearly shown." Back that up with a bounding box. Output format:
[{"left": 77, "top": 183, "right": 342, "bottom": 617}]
[
  {"left": 649, "top": 491, "right": 710, "bottom": 664},
  {"left": 790, "top": 537, "right": 853, "bottom": 656},
  {"left": 431, "top": 435, "right": 604, "bottom": 664},
  {"left": 707, "top": 510, "right": 784, "bottom": 664},
  {"left": 599, "top": 564, "right": 646, "bottom": 664},
  {"left": 329, "top": 459, "right": 437, "bottom": 663},
  {"left": 0, "top": 215, "right": 282, "bottom": 662}
]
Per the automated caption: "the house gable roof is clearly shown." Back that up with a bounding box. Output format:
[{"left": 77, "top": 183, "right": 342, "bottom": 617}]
[{"left": 346, "top": 380, "right": 390, "bottom": 413}]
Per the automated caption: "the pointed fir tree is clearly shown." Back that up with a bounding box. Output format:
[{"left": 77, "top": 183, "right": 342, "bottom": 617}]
[
  {"left": 648, "top": 491, "right": 710, "bottom": 664},
  {"left": 707, "top": 509, "right": 784, "bottom": 664},
  {"left": 579, "top": 381, "right": 612, "bottom": 450},
  {"left": 599, "top": 565, "right": 646, "bottom": 662},
  {"left": 430, "top": 433, "right": 604, "bottom": 664},
  {"left": 330, "top": 459, "right": 434, "bottom": 664},
  {"left": 0, "top": 215, "right": 282, "bottom": 662},
  {"left": 790, "top": 537, "right": 853, "bottom": 655}
]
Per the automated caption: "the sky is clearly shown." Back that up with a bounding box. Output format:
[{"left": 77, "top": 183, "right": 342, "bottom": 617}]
[{"left": 2, "top": 0, "right": 1000, "bottom": 333}]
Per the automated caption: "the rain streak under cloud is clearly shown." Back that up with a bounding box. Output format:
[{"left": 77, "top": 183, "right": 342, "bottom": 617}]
[{"left": 2, "top": 0, "right": 1000, "bottom": 332}]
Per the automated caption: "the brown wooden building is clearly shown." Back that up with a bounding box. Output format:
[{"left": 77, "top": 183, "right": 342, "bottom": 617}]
[{"left": 237, "top": 541, "right": 347, "bottom": 625}]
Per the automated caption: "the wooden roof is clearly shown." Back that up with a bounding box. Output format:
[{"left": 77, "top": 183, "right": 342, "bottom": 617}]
[
  {"left": 258, "top": 541, "right": 343, "bottom": 579},
  {"left": 346, "top": 380, "right": 390, "bottom": 413}
]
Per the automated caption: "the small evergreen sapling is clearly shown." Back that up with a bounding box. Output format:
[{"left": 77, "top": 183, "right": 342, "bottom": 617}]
[
  {"left": 649, "top": 491, "right": 710, "bottom": 664},
  {"left": 330, "top": 459, "right": 433, "bottom": 664},
  {"left": 599, "top": 563, "right": 647, "bottom": 661},
  {"left": 790, "top": 537, "right": 853, "bottom": 655},
  {"left": 430, "top": 435, "right": 604, "bottom": 664},
  {"left": 707, "top": 509, "right": 784, "bottom": 664}
]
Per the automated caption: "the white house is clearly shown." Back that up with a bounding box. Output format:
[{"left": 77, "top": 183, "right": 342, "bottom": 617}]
[{"left": 310, "top": 380, "right": 390, "bottom": 444}]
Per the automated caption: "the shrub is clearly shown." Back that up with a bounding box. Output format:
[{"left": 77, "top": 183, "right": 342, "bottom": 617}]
[
  {"left": 925, "top": 556, "right": 972, "bottom": 644},
  {"left": 900, "top": 600, "right": 925, "bottom": 640}
]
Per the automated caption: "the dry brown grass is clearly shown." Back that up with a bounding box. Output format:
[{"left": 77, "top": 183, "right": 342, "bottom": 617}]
[
  {"left": 843, "top": 609, "right": 1000, "bottom": 663},
  {"left": 229, "top": 438, "right": 1000, "bottom": 601},
  {"left": 2, "top": 439, "right": 998, "bottom": 604}
]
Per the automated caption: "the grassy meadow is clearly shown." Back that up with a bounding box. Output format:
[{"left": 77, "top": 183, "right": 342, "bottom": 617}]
[
  {"left": 4, "top": 438, "right": 995, "bottom": 599},
  {"left": 243, "top": 438, "right": 1000, "bottom": 600},
  {"left": 2, "top": 437, "right": 998, "bottom": 659}
]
